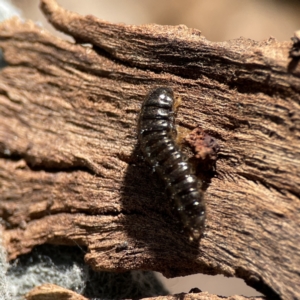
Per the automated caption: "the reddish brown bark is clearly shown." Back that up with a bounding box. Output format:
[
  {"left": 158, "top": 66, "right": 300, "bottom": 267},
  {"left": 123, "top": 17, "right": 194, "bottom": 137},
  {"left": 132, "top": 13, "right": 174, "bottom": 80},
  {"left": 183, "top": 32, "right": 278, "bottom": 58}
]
[
  {"left": 0, "top": 0, "right": 299, "bottom": 299},
  {"left": 25, "top": 283, "right": 265, "bottom": 300}
]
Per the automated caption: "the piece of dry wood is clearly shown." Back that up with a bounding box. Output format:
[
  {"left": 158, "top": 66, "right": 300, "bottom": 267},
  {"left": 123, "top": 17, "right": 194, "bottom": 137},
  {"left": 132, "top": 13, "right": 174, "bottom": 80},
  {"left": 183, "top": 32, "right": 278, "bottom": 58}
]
[
  {"left": 0, "top": 0, "right": 299, "bottom": 299},
  {"left": 142, "top": 293, "right": 265, "bottom": 300},
  {"left": 25, "top": 283, "right": 265, "bottom": 300},
  {"left": 25, "top": 284, "right": 88, "bottom": 300}
]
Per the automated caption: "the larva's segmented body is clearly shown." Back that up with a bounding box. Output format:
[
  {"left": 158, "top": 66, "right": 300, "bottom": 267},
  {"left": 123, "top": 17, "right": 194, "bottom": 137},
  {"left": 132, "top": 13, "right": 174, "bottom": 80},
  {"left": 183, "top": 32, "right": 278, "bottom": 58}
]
[{"left": 138, "top": 87, "right": 205, "bottom": 240}]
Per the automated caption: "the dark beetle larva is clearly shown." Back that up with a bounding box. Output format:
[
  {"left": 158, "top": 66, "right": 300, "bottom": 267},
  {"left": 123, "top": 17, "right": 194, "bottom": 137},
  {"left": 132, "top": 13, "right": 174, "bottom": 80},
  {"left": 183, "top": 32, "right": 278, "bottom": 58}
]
[{"left": 138, "top": 87, "right": 206, "bottom": 241}]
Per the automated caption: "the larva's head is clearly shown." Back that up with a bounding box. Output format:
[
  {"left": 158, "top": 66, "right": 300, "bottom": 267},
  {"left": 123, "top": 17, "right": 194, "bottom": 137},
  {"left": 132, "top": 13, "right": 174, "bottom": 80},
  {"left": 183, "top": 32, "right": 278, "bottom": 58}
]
[{"left": 145, "top": 87, "right": 174, "bottom": 109}]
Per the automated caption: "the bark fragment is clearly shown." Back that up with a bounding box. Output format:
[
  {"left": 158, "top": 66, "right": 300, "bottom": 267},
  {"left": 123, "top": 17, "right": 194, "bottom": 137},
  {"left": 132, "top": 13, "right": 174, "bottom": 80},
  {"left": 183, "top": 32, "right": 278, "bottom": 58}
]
[{"left": 0, "top": 0, "right": 299, "bottom": 299}]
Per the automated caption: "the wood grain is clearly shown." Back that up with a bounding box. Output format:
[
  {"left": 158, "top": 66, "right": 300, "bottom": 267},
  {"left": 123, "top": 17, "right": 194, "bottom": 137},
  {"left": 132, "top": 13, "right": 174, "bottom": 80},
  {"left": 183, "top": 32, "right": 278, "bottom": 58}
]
[
  {"left": 25, "top": 283, "right": 265, "bottom": 300},
  {"left": 0, "top": 0, "right": 299, "bottom": 299},
  {"left": 25, "top": 284, "right": 88, "bottom": 300}
]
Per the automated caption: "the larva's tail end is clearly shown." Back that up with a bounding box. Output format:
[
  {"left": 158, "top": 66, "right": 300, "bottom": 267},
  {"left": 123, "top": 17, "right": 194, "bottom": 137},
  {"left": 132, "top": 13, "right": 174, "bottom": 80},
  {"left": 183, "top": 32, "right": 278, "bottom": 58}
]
[
  {"left": 188, "top": 228, "right": 204, "bottom": 242},
  {"left": 187, "top": 213, "right": 206, "bottom": 242}
]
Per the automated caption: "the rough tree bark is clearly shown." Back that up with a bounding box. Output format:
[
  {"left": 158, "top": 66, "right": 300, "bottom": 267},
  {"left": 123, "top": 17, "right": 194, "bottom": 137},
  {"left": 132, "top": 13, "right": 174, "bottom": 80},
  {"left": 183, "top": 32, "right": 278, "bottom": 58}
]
[
  {"left": 25, "top": 284, "right": 264, "bottom": 300},
  {"left": 0, "top": 0, "right": 299, "bottom": 299}
]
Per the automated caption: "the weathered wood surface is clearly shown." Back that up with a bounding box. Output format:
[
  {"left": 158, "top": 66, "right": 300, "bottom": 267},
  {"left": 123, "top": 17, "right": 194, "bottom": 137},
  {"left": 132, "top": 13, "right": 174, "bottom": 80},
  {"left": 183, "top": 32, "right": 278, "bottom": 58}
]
[
  {"left": 26, "top": 284, "right": 88, "bottom": 300},
  {"left": 25, "top": 283, "right": 265, "bottom": 300},
  {"left": 0, "top": 0, "right": 299, "bottom": 299}
]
